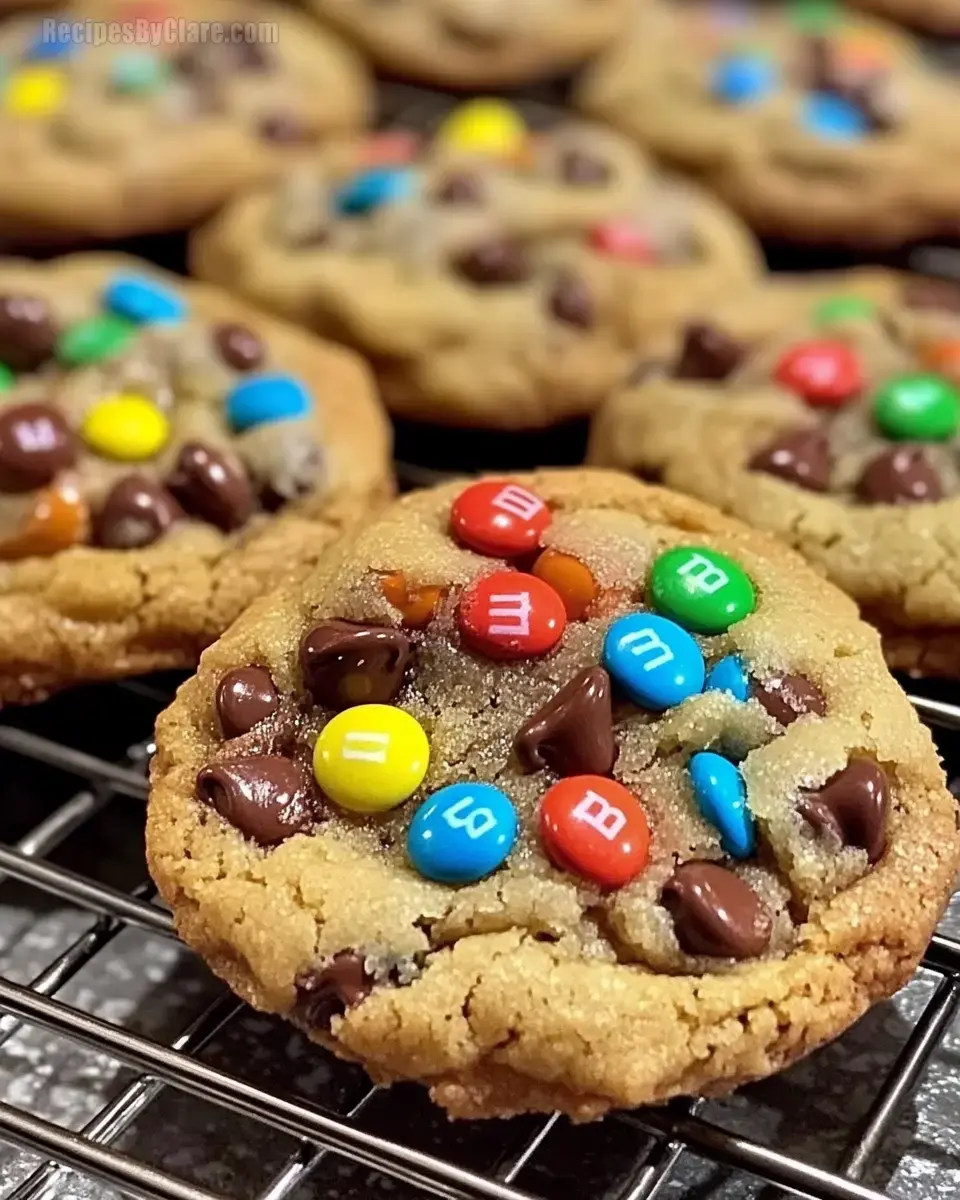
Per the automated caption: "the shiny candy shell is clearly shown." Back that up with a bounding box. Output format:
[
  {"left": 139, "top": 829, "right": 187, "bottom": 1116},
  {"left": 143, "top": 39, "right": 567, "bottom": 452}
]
[
  {"left": 335, "top": 168, "right": 415, "bottom": 215},
  {"left": 802, "top": 92, "right": 870, "bottom": 141},
  {"left": 603, "top": 612, "right": 705, "bottom": 711},
  {"left": 688, "top": 751, "right": 755, "bottom": 858},
  {"left": 110, "top": 51, "right": 168, "bottom": 93},
  {"left": 57, "top": 314, "right": 134, "bottom": 366},
  {"left": 650, "top": 546, "right": 756, "bottom": 634},
  {"left": 588, "top": 221, "right": 656, "bottom": 262},
  {"left": 531, "top": 549, "right": 598, "bottom": 621},
  {"left": 540, "top": 775, "right": 651, "bottom": 889},
  {"left": 450, "top": 481, "right": 550, "bottom": 557},
  {"left": 3, "top": 66, "right": 65, "bottom": 117},
  {"left": 81, "top": 394, "right": 170, "bottom": 461},
  {"left": 435, "top": 99, "right": 527, "bottom": 159},
  {"left": 312, "top": 704, "right": 429, "bottom": 813},
  {"left": 103, "top": 274, "right": 186, "bottom": 325},
  {"left": 704, "top": 654, "right": 750, "bottom": 702},
  {"left": 407, "top": 782, "right": 518, "bottom": 884},
  {"left": 26, "top": 25, "right": 77, "bottom": 61},
  {"left": 774, "top": 339, "right": 863, "bottom": 407},
  {"left": 873, "top": 373, "right": 960, "bottom": 442},
  {"left": 458, "top": 570, "right": 566, "bottom": 661},
  {"left": 813, "top": 295, "right": 877, "bottom": 327},
  {"left": 711, "top": 53, "right": 778, "bottom": 105},
  {"left": 226, "top": 374, "right": 311, "bottom": 432}
]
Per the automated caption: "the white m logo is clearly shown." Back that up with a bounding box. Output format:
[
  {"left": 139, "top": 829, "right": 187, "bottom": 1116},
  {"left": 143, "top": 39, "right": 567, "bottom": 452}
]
[
  {"left": 620, "top": 627, "right": 674, "bottom": 672},
  {"left": 677, "top": 553, "right": 728, "bottom": 595}
]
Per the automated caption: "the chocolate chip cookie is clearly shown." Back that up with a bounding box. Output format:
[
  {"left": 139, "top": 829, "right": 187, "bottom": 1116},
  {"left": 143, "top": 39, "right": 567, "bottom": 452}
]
[
  {"left": 306, "top": 0, "right": 633, "bottom": 90},
  {"left": 191, "top": 102, "right": 762, "bottom": 430},
  {"left": 856, "top": 0, "right": 960, "bottom": 37},
  {"left": 146, "top": 469, "right": 958, "bottom": 1120},
  {"left": 588, "top": 274, "right": 960, "bottom": 676},
  {"left": 0, "top": 0, "right": 370, "bottom": 242},
  {"left": 576, "top": 0, "right": 960, "bottom": 247},
  {"left": 0, "top": 253, "right": 391, "bottom": 703}
]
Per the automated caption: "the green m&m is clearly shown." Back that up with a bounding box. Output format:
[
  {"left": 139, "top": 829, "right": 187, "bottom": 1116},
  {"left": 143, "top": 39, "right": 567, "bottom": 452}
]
[
  {"left": 873, "top": 373, "right": 960, "bottom": 442},
  {"left": 649, "top": 546, "right": 756, "bottom": 635},
  {"left": 56, "top": 315, "right": 134, "bottom": 367},
  {"left": 813, "top": 295, "right": 876, "bottom": 328},
  {"left": 0, "top": 364, "right": 13, "bottom": 393}
]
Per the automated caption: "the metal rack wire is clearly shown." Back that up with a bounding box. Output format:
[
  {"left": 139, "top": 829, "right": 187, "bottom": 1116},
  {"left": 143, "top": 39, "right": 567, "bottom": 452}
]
[{"left": 0, "top": 682, "right": 956, "bottom": 1200}]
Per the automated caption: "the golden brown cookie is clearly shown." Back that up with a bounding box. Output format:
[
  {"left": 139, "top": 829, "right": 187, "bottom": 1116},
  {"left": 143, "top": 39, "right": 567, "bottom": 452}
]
[
  {"left": 576, "top": 0, "right": 960, "bottom": 247},
  {"left": 854, "top": 0, "right": 960, "bottom": 36},
  {"left": 191, "top": 102, "right": 762, "bottom": 430},
  {"left": 147, "top": 469, "right": 958, "bottom": 1120},
  {"left": 0, "top": 253, "right": 392, "bottom": 703},
  {"left": 0, "top": 0, "right": 370, "bottom": 242}
]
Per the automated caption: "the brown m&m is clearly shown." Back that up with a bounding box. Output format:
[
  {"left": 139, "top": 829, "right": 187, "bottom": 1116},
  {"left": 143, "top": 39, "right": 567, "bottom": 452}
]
[
  {"left": 95, "top": 475, "right": 182, "bottom": 549},
  {"left": 0, "top": 293, "right": 58, "bottom": 372},
  {"left": 0, "top": 403, "right": 77, "bottom": 493},
  {"left": 167, "top": 441, "right": 256, "bottom": 531}
]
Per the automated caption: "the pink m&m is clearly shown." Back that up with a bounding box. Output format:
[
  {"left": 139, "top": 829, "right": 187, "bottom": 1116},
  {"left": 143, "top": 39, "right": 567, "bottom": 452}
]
[
  {"left": 540, "top": 775, "right": 651, "bottom": 889},
  {"left": 451, "top": 481, "right": 551, "bottom": 557},
  {"left": 588, "top": 220, "right": 656, "bottom": 262},
  {"left": 458, "top": 570, "right": 566, "bottom": 660},
  {"left": 774, "top": 340, "right": 863, "bottom": 408}
]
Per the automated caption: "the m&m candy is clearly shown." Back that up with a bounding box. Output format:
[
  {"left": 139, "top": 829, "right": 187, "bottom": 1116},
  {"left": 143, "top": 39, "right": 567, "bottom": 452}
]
[
  {"left": 873, "top": 373, "right": 960, "bottom": 442},
  {"left": 226, "top": 374, "right": 312, "bottom": 432},
  {"left": 603, "top": 612, "right": 705, "bottom": 711},
  {"left": 774, "top": 340, "right": 863, "bottom": 407},
  {"left": 450, "top": 481, "right": 550, "bottom": 557},
  {"left": 649, "top": 546, "right": 756, "bottom": 634},
  {"left": 435, "top": 99, "right": 527, "bottom": 159},
  {"left": 334, "top": 168, "right": 415, "bottom": 216},
  {"left": 57, "top": 315, "right": 134, "bottom": 366},
  {"left": 407, "top": 782, "right": 518, "bottom": 884},
  {"left": 458, "top": 570, "right": 566, "bottom": 660},
  {"left": 711, "top": 53, "right": 778, "bottom": 105},
  {"left": 813, "top": 295, "right": 877, "bottom": 328},
  {"left": 0, "top": 365, "right": 14, "bottom": 393},
  {"left": 312, "top": 703, "right": 429, "bottom": 813},
  {"left": 588, "top": 221, "right": 657, "bottom": 262},
  {"left": 540, "top": 775, "right": 650, "bottom": 888},
  {"left": 25, "top": 24, "right": 77, "bottom": 62},
  {"left": 110, "top": 51, "right": 168, "bottom": 94},
  {"left": 81, "top": 394, "right": 169, "bottom": 461},
  {"left": 704, "top": 654, "right": 750, "bottom": 702},
  {"left": 3, "top": 67, "right": 66, "bottom": 117},
  {"left": 688, "top": 751, "right": 755, "bottom": 858},
  {"left": 801, "top": 92, "right": 870, "bottom": 141},
  {"left": 531, "top": 549, "right": 598, "bottom": 620},
  {"left": 103, "top": 274, "right": 186, "bottom": 325}
]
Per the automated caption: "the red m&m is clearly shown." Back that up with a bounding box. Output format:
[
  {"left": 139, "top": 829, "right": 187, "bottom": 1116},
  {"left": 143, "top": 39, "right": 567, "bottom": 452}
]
[
  {"left": 540, "top": 775, "right": 651, "bottom": 889},
  {"left": 458, "top": 570, "right": 566, "bottom": 660},
  {"left": 588, "top": 220, "right": 656, "bottom": 262},
  {"left": 451, "top": 481, "right": 551, "bottom": 557},
  {"left": 774, "top": 340, "right": 863, "bottom": 407}
]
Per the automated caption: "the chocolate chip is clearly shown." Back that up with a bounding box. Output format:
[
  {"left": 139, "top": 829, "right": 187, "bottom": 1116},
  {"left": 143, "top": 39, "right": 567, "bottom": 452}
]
[
  {"left": 454, "top": 240, "right": 531, "bottom": 286},
  {"left": 662, "top": 862, "right": 773, "bottom": 959},
  {"left": 856, "top": 446, "right": 943, "bottom": 505},
  {"left": 295, "top": 951, "right": 373, "bottom": 1030},
  {"left": 901, "top": 277, "right": 960, "bottom": 313},
  {"left": 0, "top": 403, "right": 76, "bottom": 493},
  {"left": 231, "top": 39, "right": 271, "bottom": 71},
  {"left": 749, "top": 428, "right": 831, "bottom": 492},
  {"left": 431, "top": 172, "right": 485, "bottom": 205},
  {"left": 300, "top": 621, "right": 411, "bottom": 711},
  {"left": 558, "top": 149, "right": 610, "bottom": 186},
  {"left": 216, "top": 667, "right": 280, "bottom": 739},
  {"left": 674, "top": 323, "right": 745, "bottom": 381},
  {"left": 167, "top": 442, "right": 256, "bottom": 532},
  {"left": 94, "top": 475, "right": 182, "bottom": 549},
  {"left": 799, "top": 757, "right": 889, "bottom": 864},
  {"left": 753, "top": 674, "right": 827, "bottom": 726},
  {"left": 515, "top": 667, "right": 617, "bottom": 777},
  {"left": 258, "top": 114, "right": 315, "bottom": 144},
  {"left": 212, "top": 323, "right": 265, "bottom": 372},
  {"left": 0, "top": 294, "right": 58, "bottom": 373},
  {"left": 196, "top": 755, "right": 313, "bottom": 845},
  {"left": 548, "top": 272, "right": 594, "bottom": 329}
]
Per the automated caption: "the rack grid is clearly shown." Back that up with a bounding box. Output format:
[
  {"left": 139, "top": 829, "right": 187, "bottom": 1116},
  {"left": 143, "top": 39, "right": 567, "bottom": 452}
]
[{"left": 0, "top": 680, "right": 956, "bottom": 1200}]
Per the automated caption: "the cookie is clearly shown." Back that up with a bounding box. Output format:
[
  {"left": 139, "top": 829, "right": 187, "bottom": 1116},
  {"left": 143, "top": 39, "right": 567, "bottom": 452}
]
[
  {"left": 306, "top": 0, "right": 634, "bottom": 90},
  {"left": 191, "top": 101, "right": 762, "bottom": 431},
  {"left": 146, "top": 468, "right": 959, "bottom": 1121},
  {"left": 576, "top": 0, "right": 960, "bottom": 247},
  {"left": 0, "top": 1, "right": 370, "bottom": 242},
  {"left": 0, "top": 253, "right": 391, "bottom": 703},
  {"left": 588, "top": 273, "right": 960, "bottom": 676},
  {"left": 855, "top": 0, "right": 960, "bottom": 37}
]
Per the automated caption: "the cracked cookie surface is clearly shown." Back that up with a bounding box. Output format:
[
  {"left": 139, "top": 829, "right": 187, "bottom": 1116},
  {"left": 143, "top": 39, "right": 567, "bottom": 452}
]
[
  {"left": 147, "top": 468, "right": 958, "bottom": 1119},
  {"left": 0, "top": 252, "right": 392, "bottom": 703}
]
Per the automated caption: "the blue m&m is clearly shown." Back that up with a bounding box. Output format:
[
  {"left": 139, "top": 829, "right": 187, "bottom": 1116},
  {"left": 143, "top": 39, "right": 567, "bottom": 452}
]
[
  {"left": 226, "top": 374, "right": 311, "bottom": 432},
  {"left": 103, "top": 274, "right": 186, "bottom": 325},
  {"left": 25, "top": 23, "right": 77, "bottom": 62},
  {"left": 801, "top": 92, "right": 870, "bottom": 140},
  {"left": 603, "top": 613, "right": 705, "bottom": 711},
  {"left": 335, "top": 168, "right": 415, "bottom": 216},
  {"left": 408, "top": 782, "right": 518, "bottom": 884},
  {"left": 689, "top": 751, "right": 755, "bottom": 858},
  {"left": 711, "top": 53, "right": 777, "bottom": 105},
  {"left": 704, "top": 655, "right": 750, "bottom": 702}
]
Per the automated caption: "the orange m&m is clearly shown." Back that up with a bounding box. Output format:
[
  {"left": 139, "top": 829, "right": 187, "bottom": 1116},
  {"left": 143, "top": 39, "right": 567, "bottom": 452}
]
[
  {"left": 0, "top": 480, "right": 89, "bottom": 560},
  {"left": 921, "top": 339, "right": 960, "bottom": 382},
  {"left": 381, "top": 571, "right": 444, "bottom": 629},
  {"left": 532, "top": 548, "right": 598, "bottom": 620},
  {"left": 774, "top": 340, "right": 863, "bottom": 407},
  {"left": 540, "top": 775, "right": 651, "bottom": 889},
  {"left": 458, "top": 570, "right": 566, "bottom": 661},
  {"left": 451, "top": 481, "right": 551, "bottom": 557}
]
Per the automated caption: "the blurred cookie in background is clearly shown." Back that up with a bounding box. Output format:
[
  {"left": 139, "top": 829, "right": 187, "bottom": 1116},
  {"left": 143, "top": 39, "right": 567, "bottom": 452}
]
[{"left": 855, "top": 0, "right": 960, "bottom": 38}]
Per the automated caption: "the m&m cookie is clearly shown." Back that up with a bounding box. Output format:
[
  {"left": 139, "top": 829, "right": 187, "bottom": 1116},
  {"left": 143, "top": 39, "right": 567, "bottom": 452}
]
[{"left": 148, "top": 469, "right": 958, "bottom": 1121}]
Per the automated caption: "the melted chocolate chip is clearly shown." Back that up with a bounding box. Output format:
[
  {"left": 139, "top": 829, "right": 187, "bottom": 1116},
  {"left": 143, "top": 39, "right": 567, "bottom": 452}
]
[
  {"left": 753, "top": 674, "right": 827, "bottom": 726},
  {"left": 799, "top": 757, "right": 889, "bottom": 863},
  {"left": 856, "top": 446, "right": 943, "bottom": 505},
  {"left": 196, "top": 755, "right": 313, "bottom": 845},
  {"left": 0, "top": 403, "right": 76, "bottom": 493},
  {"left": 212, "top": 323, "right": 265, "bottom": 372},
  {"left": 431, "top": 172, "right": 485, "bottom": 204},
  {"left": 95, "top": 475, "right": 182, "bottom": 549},
  {"left": 231, "top": 38, "right": 270, "bottom": 71},
  {"left": 0, "top": 294, "right": 58, "bottom": 373},
  {"left": 548, "top": 272, "right": 594, "bottom": 329},
  {"left": 558, "top": 148, "right": 610, "bottom": 186},
  {"left": 454, "top": 240, "right": 531, "bottom": 286},
  {"left": 662, "top": 862, "right": 773, "bottom": 959},
  {"left": 674, "top": 323, "right": 745, "bottom": 381},
  {"left": 515, "top": 667, "right": 616, "bottom": 777},
  {"left": 749, "top": 429, "right": 830, "bottom": 492},
  {"left": 901, "top": 277, "right": 960, "bottom": 313},
  {"left": 167, "top": 442, "right": 256, "bottom": 532},
  {"left": 258, "top": 114, "right": 315, "bottom": 144},
  {"left": 216, "top": 667, "right": 280, "bottom": 739},
  {"left": 295, "top": 951, "right": 374, "bottom": 1030},
  {"left": 300, "top": 621, "right": 411, "bottom": 711}
]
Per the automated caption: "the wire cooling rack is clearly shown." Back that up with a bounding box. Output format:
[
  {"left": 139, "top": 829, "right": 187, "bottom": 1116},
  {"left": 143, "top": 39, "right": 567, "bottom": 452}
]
[{"left": 0, "top": 680, "right": 956, "bottom": 1200}]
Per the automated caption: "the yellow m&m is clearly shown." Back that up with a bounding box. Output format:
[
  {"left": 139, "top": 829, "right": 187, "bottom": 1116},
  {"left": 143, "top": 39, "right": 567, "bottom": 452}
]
[
  {"left": 435, "top": 99, "right": 527, "bottom": 159},
  {"left": 313, "top": 704, "right": 429, "bottom": 813},
  {"left": 3, "top": 67, "right": 66, "bottom": 117},
  {"left": 81, "top": 393, "right": 170, "bottom": 461}
]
